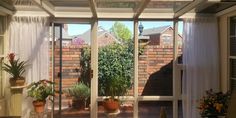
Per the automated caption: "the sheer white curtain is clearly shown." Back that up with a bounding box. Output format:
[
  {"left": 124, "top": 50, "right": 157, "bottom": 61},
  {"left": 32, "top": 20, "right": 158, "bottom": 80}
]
[
  {"left": 182, "top": 17, "right": 220, "bottom": 118},
  {"left": 9, "top": 16, "right": 49, "bottom": 118}
]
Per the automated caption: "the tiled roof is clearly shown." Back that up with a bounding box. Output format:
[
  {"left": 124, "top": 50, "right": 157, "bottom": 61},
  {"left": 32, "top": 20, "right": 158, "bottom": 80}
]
[
  {"left": 73, "top": 26, "right": 118, "bottom": 45},
  {"left": 142, "top": 26, "right": 170, "bottom": 36}
]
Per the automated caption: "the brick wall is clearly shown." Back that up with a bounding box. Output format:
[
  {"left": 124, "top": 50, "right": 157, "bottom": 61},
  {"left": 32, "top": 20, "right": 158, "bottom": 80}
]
[
  {"left": 138, "top": 45, "right": 174, "bottom": 96},
  {"left": 50, "top": 42, "right": 182, "bottom": 96},
  {"left": 50, "top": 43, "right": 88, "bottom": 90}
]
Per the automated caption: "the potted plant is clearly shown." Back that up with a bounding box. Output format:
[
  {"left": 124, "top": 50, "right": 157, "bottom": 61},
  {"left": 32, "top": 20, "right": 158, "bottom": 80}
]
[
  {"left": 2, "top": 53, "right": 27, "bottom": 86},
  {"left": 103, "top": 76, "right": 130, "bottom": 113},
  {"left": 64, "top": 82, "right": 90, "bottom": 110},
  {"left": 27, "top": 79, "right": 54, "bottom": 113},
  {"left": 198, "top": 89, "right": 230, "bottom": 118}
]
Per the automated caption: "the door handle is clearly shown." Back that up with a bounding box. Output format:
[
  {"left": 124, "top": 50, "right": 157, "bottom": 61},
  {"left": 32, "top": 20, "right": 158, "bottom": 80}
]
[{"left": 90, "top": 69, "right": 93, "bottom": 79}]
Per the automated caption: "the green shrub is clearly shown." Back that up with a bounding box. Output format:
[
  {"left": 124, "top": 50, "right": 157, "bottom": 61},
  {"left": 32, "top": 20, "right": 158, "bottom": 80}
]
[{"left": 64, "top": 82, "right": 90, "bottom": 100}]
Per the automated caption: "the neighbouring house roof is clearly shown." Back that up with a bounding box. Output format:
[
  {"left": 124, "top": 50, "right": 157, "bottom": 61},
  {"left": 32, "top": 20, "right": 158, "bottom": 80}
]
[
  {"left": 73, "top": 26, "right": 119, "bottom": 45},
  {"left": 142, "top": 26, "right": 171, "bottom": 36}
]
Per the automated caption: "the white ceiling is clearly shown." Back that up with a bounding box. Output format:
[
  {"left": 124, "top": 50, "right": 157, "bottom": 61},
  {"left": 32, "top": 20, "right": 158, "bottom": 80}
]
[{"left": 0, "top": 0, "right": 236, "bottom": 19}]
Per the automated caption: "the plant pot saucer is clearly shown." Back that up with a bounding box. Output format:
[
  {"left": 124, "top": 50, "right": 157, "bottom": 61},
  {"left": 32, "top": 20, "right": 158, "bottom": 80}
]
[
  {"left": 10, "top": 84, "right": 28, "bottom": 89},
  {"left": 105, "top": 109, "right": 121, "bottom": 117}
]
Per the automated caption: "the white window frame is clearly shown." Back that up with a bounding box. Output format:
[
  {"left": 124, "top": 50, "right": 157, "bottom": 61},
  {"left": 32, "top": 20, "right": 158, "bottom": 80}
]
[
  {"left": 52, "top": 18, "right": 182, "bottom": 118},
  {"left": 229, "top": 17, "right": 236, "bottom": 88},
  {"left": 0, "top": 16, "right": 8, "bottom": 98}
]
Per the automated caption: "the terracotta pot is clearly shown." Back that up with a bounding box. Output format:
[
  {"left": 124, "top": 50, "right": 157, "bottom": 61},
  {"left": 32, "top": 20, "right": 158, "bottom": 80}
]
[
  {"left": 103, "top": 98, "right": 119, "bottom": 113},
  {"left": 33, "top": 100, "right": 46, "bottom": 113},
  {"left": 72, "top": 99, "right": 85, "bottom": 110},
  {"left": 9, "top": 77, "right": 25, "bottom": 86}
]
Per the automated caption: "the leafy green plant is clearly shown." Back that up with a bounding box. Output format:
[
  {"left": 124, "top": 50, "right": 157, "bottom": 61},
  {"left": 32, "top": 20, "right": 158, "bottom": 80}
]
[
  {"left": 80, "top": 47, "right": 91, "bottom": 85},
  {"left": 27, "top": 80, "right": 54, "bottom": 101},
  {"left": 80, "top": 42, "right": 133, "bottom": 98},
  {"left": 105, "top": 76, "right": 130, "bottom": 99},
  {"left": 98, "top": 43, "right": 133, "bottom": 97},
  {"left": 2, "top": 53, "right": 27, "bottom": 79},
  {"left": 64, "top": 82, "right": 90, "bottom": 100}
]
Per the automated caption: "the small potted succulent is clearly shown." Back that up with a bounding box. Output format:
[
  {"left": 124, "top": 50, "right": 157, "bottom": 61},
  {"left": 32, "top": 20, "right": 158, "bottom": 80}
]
[
  {"left": 27, "top": 79, "right": 54, "bottom": 113},
  {"left": 64, "top": 82, "right": 90, "bottom": 110},
  {"left": 2, "top": 53, "right": 27, "bottom": 86}
]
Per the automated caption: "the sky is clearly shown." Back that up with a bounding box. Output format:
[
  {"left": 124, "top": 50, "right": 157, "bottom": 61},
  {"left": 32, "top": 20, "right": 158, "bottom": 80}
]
[{"left": 67, "top": 21, "right": 183, "bottom": 36}]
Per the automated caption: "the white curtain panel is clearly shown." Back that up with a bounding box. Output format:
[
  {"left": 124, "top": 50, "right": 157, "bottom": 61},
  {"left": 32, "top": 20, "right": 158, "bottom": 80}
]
[
  {"left": 182, "top": 17, "right": 220, "bottom": 118},
  {"left": 9, "top": 16, "right": 49, "bottom": 118}
]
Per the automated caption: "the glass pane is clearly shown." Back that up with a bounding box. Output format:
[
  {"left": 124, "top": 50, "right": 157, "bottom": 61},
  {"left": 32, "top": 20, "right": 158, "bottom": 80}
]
[
  {"left": 53, "top": 24, "right": 91, "bottom": 118},
  {"left": 0, "top": 58, "right": 3, "bottom": 97},
  {"left": 144, "top": 1, "right": 190, "bottom": 13},
  {"left": 230, "top": 37, "right": 236, "bottom": 56},
  {"left": 230, "top": 17, "right": 236, "bottom": 36},
  {"left": 230, "top": 59, "right": 236, "bottom": 78},
  {"left": 230, "top": 17, "right": 236, "bottom": 56},
  {"left": 52, "top": 25, "right": 61, "bottom": 115},
  {"left": 0, "top": 16, "right": 4, "bottom": 35},
  {"left": 98, "top": 101, "right": 133, "bottom": 118},
  {"left": 97, "top": 0, "right": 140, "bottom": 9},
  {"left": 0, "top": 36, "right": 3, "bottom": 55},
  {"left": 98, "top": 21, "right": 134, "bottom": 97},
  {"left": 178, "top": 21, "right": 183, "bottom": 64},
  {"left": 48, "top": 0, "right": 90, "bottom": 7},
  {"left": 138, "top": 101, "right": 173, "bottom": 118},
  {"left": 178, "top": 100, "right": 183, "bottom": 118},
  {"left": 200, "top": 3, "right": 236, "bottom": 14},
  {"left": 138, "top": 21, "right": 174, "bottom": 96}
]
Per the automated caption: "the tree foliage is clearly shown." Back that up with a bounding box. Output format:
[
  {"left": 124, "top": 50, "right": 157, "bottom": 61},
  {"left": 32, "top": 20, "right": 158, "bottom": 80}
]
[{"left": 110, "top": 21, "right": 132, "bottom": 42}]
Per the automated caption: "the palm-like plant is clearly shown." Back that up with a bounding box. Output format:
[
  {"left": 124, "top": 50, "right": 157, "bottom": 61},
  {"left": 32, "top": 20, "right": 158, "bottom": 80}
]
[{"left": 2, "top": 53, "right": 27, "bottom": 80}]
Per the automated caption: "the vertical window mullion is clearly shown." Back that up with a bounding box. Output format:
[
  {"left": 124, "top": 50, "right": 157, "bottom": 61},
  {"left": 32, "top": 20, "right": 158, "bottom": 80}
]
[
  {"left": 91, "top": 19, "right": 98, "bottom": 118},
  {"left": 173, "top": 20, "right": 179, "bottom": 118},
  {"left": 134, "top": 20, "right": 139, "bottom": 118}
]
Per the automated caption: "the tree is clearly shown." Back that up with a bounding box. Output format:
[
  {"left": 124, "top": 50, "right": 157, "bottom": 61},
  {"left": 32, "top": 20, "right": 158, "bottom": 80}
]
[{"left": 110, "top": 21, "right": 132, "bottom": 42}]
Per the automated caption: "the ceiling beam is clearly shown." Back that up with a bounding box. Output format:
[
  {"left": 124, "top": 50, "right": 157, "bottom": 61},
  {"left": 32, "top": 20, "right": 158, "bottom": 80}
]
[
  {"left": 0, "top": 1, "right": 15, "bottom": 15},
  {"left": 194, "top": 2, "right": 216, "bottom": 13},
  {"left": 88, "top": 0, "right": 97, "bottom": 18},
  {"left": 134, "top": 0, "right": 151, "bottom": 19},
  {"left": 174, "top": 0, "right": 207, "bottom": 18},
  {"left": 215, "top": 5, "right": 236, "bottom": 16},
  {"left": 32, "top": 0, "right": 55, "bottom": 16},
  {"left": 0, "top": 6, "right": 14, "bottom": 15},
  {"left": 151, "top": 0, "right": 193, "bottom": 1}
]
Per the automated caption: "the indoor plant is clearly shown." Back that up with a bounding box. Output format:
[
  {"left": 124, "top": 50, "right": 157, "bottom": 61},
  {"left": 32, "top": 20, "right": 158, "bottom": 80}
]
[
  {"left": 27, "top": 79, "right": 54, "bottom": 113},
  {"left": 2, "top": 53, "right": 27, "bottom": 86},
  {"left": 103, "top": 76, "right": 130, "bottom": 113},
  {"left": 64, "top": 82, "right": 90, "bottom": 110},
  {"left": 198, "top": 89, "right": 230, "bottom": 118}
]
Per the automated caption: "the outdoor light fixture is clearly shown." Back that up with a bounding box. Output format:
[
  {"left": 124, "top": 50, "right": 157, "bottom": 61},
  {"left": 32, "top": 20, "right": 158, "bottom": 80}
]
[
  {"left": 138, "top": 22, "right": 149, "bottom": 45},
  {"left": 138, "top": 22, "right": 144, "bottom": 36}
]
